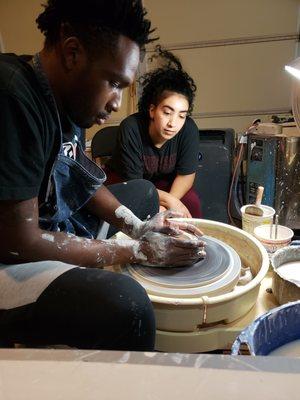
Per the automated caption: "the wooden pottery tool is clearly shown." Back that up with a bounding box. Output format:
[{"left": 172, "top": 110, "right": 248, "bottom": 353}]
[{"left": 244, "top": 186, "right": 264, "bottom": 216}]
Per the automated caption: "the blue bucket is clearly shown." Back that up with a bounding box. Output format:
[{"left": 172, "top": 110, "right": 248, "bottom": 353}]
[{"left": 231, "top": 301, "right": 300, "bottom": 355}]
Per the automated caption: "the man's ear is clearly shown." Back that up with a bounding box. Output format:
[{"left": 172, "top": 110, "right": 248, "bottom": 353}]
[{"left": 60, "top": 37, "right": 86, "bottom": 71}]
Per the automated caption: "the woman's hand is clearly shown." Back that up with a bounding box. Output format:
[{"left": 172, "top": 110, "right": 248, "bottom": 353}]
[
  {"left": 163, "top": 195, "right": 192, "bottom": 218},
  {"left": 158, "top": 190, "right": 192, "bottom": 218},
  {"left": 159, "top": 205, "right": 167, "bottom": 213}
]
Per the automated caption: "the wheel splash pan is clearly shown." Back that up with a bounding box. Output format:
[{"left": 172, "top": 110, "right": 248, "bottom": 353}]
[{"left": 115, "top": 219, "right": 269, "bottom": 332}]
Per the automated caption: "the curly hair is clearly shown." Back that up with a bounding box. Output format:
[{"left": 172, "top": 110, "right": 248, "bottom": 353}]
[
  {"left": 138, "top": 46, "right": 197, "bottom": 117},
  {"left": 36, "top": 0, "right": 157, "bottom": 56}
]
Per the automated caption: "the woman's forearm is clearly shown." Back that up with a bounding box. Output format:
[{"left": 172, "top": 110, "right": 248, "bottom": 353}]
[
  {"left": 169, "top": 173, "right": 195, "bottom": 199},
  {"left": 157, "top": 189, "right": 173, "bottom": 209}
]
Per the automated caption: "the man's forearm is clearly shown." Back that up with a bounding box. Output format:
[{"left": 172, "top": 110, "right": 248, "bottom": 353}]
[
  {"left": 86, "top": 185, "right": 122, "bottom": 227},
  {"left": 0, "top": 196, "right": 139, "bottom": 268},
  {"left": 1, "top": 225, "right": 142, "bottom": 267},
  {"left": 86, "top": 186, "right": 144, "bottom": 238}
]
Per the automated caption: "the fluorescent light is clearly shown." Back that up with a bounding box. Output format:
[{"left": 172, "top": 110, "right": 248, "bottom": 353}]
[{"left": 285, "top": 57, "right": 300, "bottom": 80}]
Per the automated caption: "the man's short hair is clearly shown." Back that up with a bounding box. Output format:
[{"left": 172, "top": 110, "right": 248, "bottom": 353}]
[{"left": 36, "top": 0, "right": 156, "bottom": 56}]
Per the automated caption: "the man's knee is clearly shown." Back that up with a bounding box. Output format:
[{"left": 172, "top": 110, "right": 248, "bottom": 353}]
[
  {"left": 108, "top": 273, "right": 155, "bottom": 327},
  {"left": 93, "top": 272, "right": 156, "bottom": 350},
  {"left": 126, "top": 179, "right": 159, "bottom": 218},
  {"left": 130, "top": 179, "right": 158, "bottom": 202},
  {"left": 35, "top": 269, "right": 156, "bottom": 350},
  {"left": 124, "top": 276, "right": 156, "bottom": 350}
]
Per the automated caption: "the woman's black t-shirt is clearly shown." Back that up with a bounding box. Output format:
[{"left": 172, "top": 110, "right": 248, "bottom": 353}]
[{"left": 108, "top": 112, "right": 199, "bottom": 183}]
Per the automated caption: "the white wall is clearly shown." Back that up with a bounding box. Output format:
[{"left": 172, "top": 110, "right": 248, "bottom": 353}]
[
  {"left": 0, "top": 0, "right": 299, "bottom": 136},
  {"left": 144, "top": 0, "right": 300, "bottom": 133},
  {"left": 0, "top": 0, "right": 43, "bottom": 54}
]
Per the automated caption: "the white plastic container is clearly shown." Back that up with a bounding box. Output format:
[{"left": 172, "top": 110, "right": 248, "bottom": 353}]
[
  {"left": 240, "top": 205, "right": 275, "bottom": 235},
  {"left": 254, "top": 224, "right": 294, "bottom": 254}
]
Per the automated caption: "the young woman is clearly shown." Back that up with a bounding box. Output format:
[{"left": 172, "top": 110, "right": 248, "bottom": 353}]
[{"left": 106, "top": 47, "right": 202, "bottom": 218}]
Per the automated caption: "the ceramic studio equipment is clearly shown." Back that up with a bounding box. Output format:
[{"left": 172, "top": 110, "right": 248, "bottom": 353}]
[
  {"left": 254, "top": 224, "right": 294, "bottom": 255},
  {"left": 271, "top": 244, "right": 300, "bottom": 304},
  {"left": 113, "top": 219, "right": 269, "bottom": 353},
  {"left": 241, "top": 205, "right": 275, "bottom": 235},
  {"left": 231, "top": 301, "right": 300, "bottom": 356}
]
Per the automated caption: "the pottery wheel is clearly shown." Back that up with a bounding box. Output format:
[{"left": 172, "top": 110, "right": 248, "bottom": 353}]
[{"left": 123, "top": 236, "right": 241, "bottom": 298}]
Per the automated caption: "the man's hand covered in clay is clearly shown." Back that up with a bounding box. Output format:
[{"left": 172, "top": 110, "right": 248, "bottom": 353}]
[
  {"left": 137, "top": 230, "right": 205, "bottom": 267},
  {"left": 115, "top": 207, "right": 206, "bottom": 267},
  {"left": 117, "top": 208, "right": 202, "bottom": 239}
]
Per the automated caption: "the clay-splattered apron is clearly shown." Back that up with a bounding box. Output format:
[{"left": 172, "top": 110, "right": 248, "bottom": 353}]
[{"left": 0, "top": 53, "right": 106, "bottom": 309}]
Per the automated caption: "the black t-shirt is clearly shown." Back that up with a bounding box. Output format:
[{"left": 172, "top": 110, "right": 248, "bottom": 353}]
[
  {"left": 108, "top": 112, "right": 200, "bottom": 183},
  {"left": 0, "top": 53, "right": 60, "bottom": 202}
]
